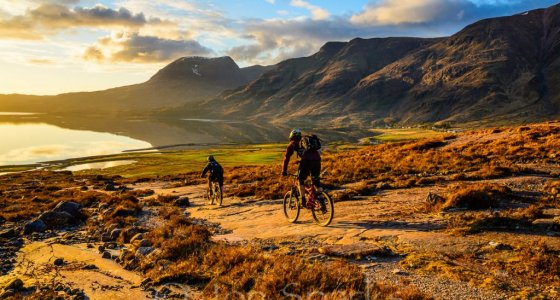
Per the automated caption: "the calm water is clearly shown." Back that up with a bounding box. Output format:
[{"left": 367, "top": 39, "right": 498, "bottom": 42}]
[
  {"left": 0, "top": 122, "right": 151, "bottom": 165},
  {"left": 0, "top": 114, "right": 370, "bottom": 166}
]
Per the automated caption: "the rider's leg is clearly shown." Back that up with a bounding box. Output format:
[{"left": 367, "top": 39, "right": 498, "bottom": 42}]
[
  {"left": 207, "top": 178, "right": 212, "bottom": 195},
  {"left": 310, "top": 160, "right": 321, "bottom": 191},
  {"left": 297, "top": 162, "right": 307, "bottom": 205}
]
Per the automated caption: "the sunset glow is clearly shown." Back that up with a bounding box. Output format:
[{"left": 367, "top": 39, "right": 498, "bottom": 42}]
[{"left": 0, "top": 0, "right": 557, "bottom": 95}]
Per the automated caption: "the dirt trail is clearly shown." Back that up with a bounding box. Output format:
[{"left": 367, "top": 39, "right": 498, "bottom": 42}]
[
  {"left": 0, "top": 238, "right": 149, "bottom": 300},
  {"left": 135, "top": 176, "right": 559, "bottom": 299}
]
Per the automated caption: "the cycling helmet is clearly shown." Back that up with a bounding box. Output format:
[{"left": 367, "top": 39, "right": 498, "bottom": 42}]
[
  {"left": 207, "top": 155, "right": 215, "bottom": 162},
  {"left": 289, "top": 128, "right": 302, "bottom": 140}
]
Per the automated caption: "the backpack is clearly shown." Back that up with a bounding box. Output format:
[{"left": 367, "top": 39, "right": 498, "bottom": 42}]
[
  {"left": 209, "top": 161, "right": 223, "bottom": 176},
  {"left": 301, "top": 135, "right": 321, "bottom": 152}
]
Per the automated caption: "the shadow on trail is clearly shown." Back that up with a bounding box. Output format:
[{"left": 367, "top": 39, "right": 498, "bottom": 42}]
[{"left": 331, "top": 220, "right": 446, "bottom": 232}]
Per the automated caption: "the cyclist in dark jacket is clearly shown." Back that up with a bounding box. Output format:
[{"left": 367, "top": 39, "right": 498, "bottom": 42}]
[
  {"left": 282, "top": 129, "right": 321, "bottom": 207},
  {"left": 201, "top": 156, "right": 224, "bottom": 193}
]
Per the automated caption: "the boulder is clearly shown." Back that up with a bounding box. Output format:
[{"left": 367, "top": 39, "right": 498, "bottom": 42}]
[
  {"left": 489, "top": 242, "right": 513, "bottom": 251},
  {"left": 174, "top": 196, "right": 190, "bottom": 207},
  {"left": 129, "top": 233, "right": 144, "bottom": 244},
  {"left": 53, "top": 201, "right": 82, "bottom": 219},
  {"left": 38, "top": 211, "right": 77, "bottom": 228},
  {"left": 110, "top": 228, "right": 123, "bottom": 241},
  {"left": 102, "top": 251, "right": 112, "bottom": 259},
  {"left": 105, "top": 183, "right": 116, "bottom": 191},
  {"left": 53, "top": 258, "right": 64, "bottom": 266},
  {"left": 135, "top": 247, "right": 155, "bottom": 257},
  {"left": 3, "top": 278, "right": 23, "bottom": 291},
  {"left": 138, "top": 239, "right": 152, "bottom": 247},
  {"left": 23, "top": 219, "right": 47, "bottom": 235}
]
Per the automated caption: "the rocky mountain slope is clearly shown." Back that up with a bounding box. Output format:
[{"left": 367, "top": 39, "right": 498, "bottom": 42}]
[
  {"left": 0, "top": 57, "right": 271, "bottom": 116},
  {"left": 190, "top": 3, "right": 560, "bottom": 126}
]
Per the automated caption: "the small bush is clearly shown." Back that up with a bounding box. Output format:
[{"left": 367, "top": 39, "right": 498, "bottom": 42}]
[{"left": 442, "top": 184, "right": 511, "bottom": 211}]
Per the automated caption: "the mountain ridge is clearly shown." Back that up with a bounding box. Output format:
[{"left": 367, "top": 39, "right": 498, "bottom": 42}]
[{"left": 1, "top": 3, "right": 560, "bottom": 125}]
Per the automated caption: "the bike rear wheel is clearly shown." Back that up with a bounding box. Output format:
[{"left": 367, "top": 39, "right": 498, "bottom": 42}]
[
  {"left": 311, "top": 192, "right": 334, "bottom": 226},
  {"left": 283, "top": 190, "right": 300, "bottom": 223}
]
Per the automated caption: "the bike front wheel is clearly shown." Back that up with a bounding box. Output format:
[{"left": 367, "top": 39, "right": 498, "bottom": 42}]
[
  {"left": 311, "top": 192, "right": 334, "bottom": 226},
  {"left": 283, "top": 190, "right": 300, "bottom": 223}
]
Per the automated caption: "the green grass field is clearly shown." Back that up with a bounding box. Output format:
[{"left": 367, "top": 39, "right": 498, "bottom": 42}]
[
  {"left": 367, "top": 128, "right": 446, "bottom": 142},
  {"left": 0, "top": 144, "right": 287, "bottom": 178}
]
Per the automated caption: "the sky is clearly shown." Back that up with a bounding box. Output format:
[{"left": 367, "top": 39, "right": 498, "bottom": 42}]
[{"left": 0, "top": 0, "right": 558, "bottom": 95}]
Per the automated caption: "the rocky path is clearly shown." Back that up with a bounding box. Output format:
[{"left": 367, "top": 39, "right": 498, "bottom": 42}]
[{"left": 134, "top": 176, "right": 560, "bottom": 300}]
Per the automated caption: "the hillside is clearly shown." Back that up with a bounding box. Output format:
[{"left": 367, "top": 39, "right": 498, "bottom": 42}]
[
  {"left": 0, "top": 57, "right": 271, "bottom": 116},
  {"left": 189, "top": 3, "right": 560, "bottom": 126}
]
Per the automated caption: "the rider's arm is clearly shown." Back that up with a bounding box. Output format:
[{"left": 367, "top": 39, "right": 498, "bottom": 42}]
[
  {"left": 282, "top": 142, "right": 295, "bottom": 174},
  {"left": 201, "top": 163, "right": 210, "bottom": 177}
]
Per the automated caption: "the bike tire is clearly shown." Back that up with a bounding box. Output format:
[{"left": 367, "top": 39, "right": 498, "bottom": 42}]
[
  {"left": 283, "top": 190, "right": 300, "bottom": 223},
  {"left": 311, "top": 192, "right": 334, "bottom": 226},
  {"left": 216, "top": 184, "right": 223, "bottom": 206}
]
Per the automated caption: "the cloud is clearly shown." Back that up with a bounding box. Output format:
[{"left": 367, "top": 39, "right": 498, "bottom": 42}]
[
  {"left": 350, "top": 0, "right": 560, "bottom": 26},
  {"left": 290, "top": 0, "right": 330, "bottom": 20},
  {"left": 0, "top": 3, "right": 158, "bottom": 40},
  {"left": 83, "top": 32, "right": 213, "bottom": 63},
  {"left": 28, "top": 58, "right": 54, "bottom": 65},
  {"left": 265, "top": 0, "right": 275, "bottom": 4},
  {"left": 350, "top": 0, "right": 474, "bottom": 25}
]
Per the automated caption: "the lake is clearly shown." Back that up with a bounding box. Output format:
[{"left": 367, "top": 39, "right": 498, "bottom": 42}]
[
  {"left": 0, "top": 122, "right": 151, "bottom": 165},
  {"left": 0, "top": 113, "right": 370, "bottom": 166}
]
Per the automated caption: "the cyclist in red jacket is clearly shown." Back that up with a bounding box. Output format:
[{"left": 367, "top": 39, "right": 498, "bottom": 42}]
[{"left": 282, "top": 129, "right": 321, "bottom": 207}]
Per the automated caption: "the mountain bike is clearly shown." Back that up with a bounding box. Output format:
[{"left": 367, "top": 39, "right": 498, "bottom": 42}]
[
  {"left": 207, "top": 181, "right": 223, "bottom": 206},
  {"left": 283, "top": 171, "right": 334, "bottom": 226}
]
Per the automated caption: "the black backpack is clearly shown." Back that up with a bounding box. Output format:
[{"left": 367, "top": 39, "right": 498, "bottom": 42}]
[
  {"left": 301, "top": 135, "right": 321, "bottom": 152},
  {"left": 209, "top": 161, "right": 223, "bottom": 176}
]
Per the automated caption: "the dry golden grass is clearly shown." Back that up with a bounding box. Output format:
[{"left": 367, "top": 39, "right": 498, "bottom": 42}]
[{"left": 221, "top": 123, "right": 560, "bottom": 200}]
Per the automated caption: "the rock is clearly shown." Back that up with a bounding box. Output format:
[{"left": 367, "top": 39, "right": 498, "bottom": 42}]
[
  {"left": 53, "top": 258, "right": 64, "bottom": 266},
  {"left": 138, "top": 239, "right": 152, "bottom": 247},
  {"left": 129, "top": 233, "right": 144, "bottom": 244},
  {"left": 0, "top": 290, "right": 15, "bottom": 298},
  {"left": 82, "top": 264, "right": 98, "bottom": 270},
  {"left": 110, "top": 228, "right": 123, "bottom": 241},
  {"left": 3, "top": 278, "right": 23, "bottom": 291},
  {"left": 53, "top": 201, "right": 82, "bottom": 219},
  {"left": 261, "top": 244, "right": 278, "bottom": 251},
  {"left": 140, "top": 278, "right": 152, "bottom": 287},
  {"left": 489, "top": 242, "right": 513, "bottom": 251},
  {"left": 106, "top": 223, "right": 119, "bottom": 233},
  {"left": 38, "top": 211, "right": 77, "bottom": 228},
  {"left": 101, "top": 234, "right": 111, "bottom": 242},
  {"left": 120, "top": 227, "right": 139, "bottom": 243},
  {"left": 102, "top": 251, "right": 112, "bottom": 259},
  {"left": 105, "top": 183, "right": 116, "bottom": 191},
  {"left": 98, "top": 245, "right": 105, "bottom": 253},
  {"left": 392, "top": 269, "right": 408, "bottom": 276},
  {"left": 135, "top": 247, "right": 155, "bottom": 257},
  {"left": 118, "top": 249, "right": 131, "bottom": 262},
  {"left": 23, "top": 219, "right": 47, "bottom": 235},
  {"left": 98, "top": 203, "right": 109, "bottom": 210},
  {"left": 158, "top": 286, "right": 171, "bottom": 295},
  {"left": 87, "top": 244, "right": 94, "bottom": 249},
  {"left": 105, "top": 242, "right": 117, "bottom": 250},
  {"left": 80, "top": 186, "right": 88, "bottom": 191},
  {"left": 0, "top": 229, "right": 17, "bottom": 239},
  {"left": 174, "top": 196, "right": 190, "bottom": 207}
]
